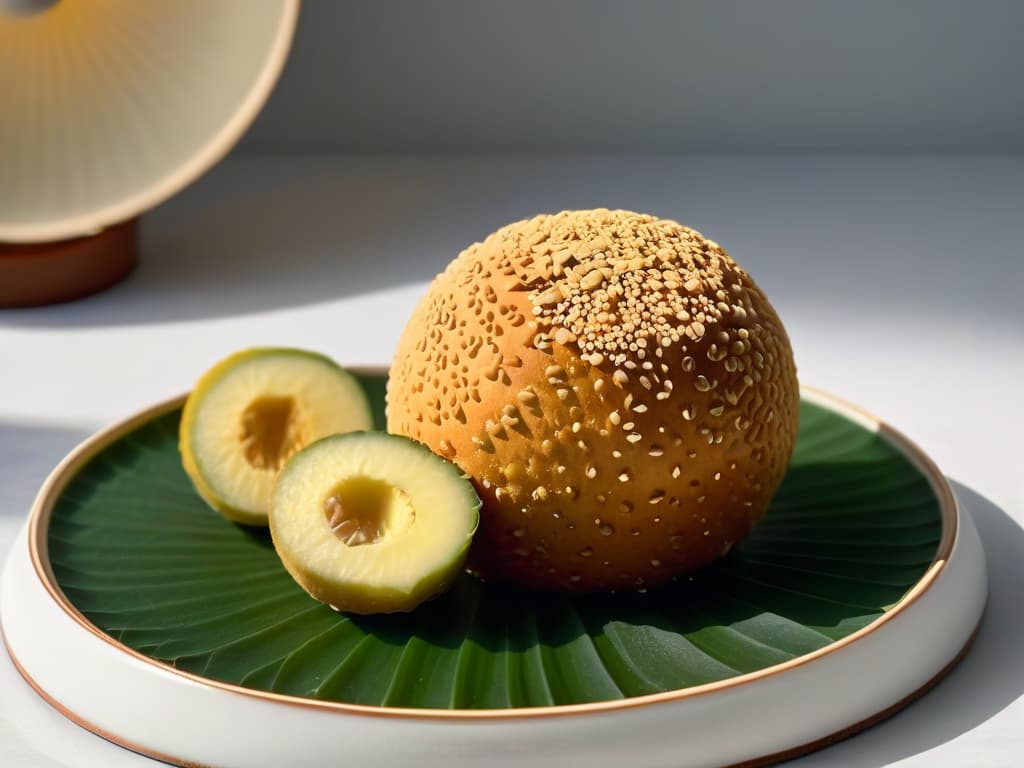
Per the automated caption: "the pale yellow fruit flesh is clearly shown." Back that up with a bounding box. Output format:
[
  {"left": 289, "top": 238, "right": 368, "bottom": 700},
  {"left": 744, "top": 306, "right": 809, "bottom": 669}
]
[
  {"left": 180, "top": 349, "right": 373, "bottom": 524},
  {"left": 270, "top": 432, "right": 480, "bottom": 614},
  {"left": 323, "top": 476, "right": 416, "bottom": 546}
]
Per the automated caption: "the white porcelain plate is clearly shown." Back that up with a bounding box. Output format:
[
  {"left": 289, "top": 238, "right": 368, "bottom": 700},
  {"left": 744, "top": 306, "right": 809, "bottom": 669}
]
[{"left": 1, "top": 376, "right": 987, "bottom": 768}]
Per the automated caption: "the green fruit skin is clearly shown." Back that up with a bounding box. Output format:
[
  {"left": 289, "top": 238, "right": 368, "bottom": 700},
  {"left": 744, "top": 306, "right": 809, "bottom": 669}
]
[
  {"left": 179, "top": 347, "right": 373, "bottom": 526},
  {"left": 269, "top": 432, "right": 481, "bottom": 615}
]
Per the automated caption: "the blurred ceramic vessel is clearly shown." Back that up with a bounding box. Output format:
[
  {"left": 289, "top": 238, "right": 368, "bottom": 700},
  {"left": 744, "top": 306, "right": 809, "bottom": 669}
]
[{"left": 0, "top": 0, "right": 300, "bottom": 306}]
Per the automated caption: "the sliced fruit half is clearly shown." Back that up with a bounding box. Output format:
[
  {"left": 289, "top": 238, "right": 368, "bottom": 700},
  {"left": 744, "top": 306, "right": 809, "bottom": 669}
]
[
  {"left": 269, "top": 432, "right": 480, "bottom": 614},
  {"left": 179, "top": 348, "right": 372, "bottom": 525}
]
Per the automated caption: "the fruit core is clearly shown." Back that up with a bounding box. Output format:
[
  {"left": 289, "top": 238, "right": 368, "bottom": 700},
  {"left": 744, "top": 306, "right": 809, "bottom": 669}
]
[
  {"left": 323, "top": 477, "right": 415, "bottom": 547},
  {"left": 239, "top": 396, "right": 307, "bottom": 471}
]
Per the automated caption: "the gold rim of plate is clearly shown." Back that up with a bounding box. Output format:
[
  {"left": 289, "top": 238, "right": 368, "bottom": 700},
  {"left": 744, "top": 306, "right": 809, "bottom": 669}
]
[{"left": 21, "top": 371, "right": 958, "bottom": 722}]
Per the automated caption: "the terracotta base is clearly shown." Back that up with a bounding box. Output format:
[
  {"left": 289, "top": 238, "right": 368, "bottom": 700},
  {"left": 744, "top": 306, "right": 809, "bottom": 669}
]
[{"left": 0, "top": 219, "right": 138, "bottom": 308}]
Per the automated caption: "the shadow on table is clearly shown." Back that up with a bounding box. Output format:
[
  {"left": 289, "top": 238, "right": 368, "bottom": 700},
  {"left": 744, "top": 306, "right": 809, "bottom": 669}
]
[
  {"left": 4, "top": 154, "right": 1023, "bottom": 333},
  {"left": 787, "top": 481, "right": 1024, "bottom": 766},
  {"left": 0, "top": 422, "right": 90, "bottom": 525},
  {"left": 0, "top": 167, "right": 444, "bottom": 329},
  {"left": 0, "top": 157, "right": 561, "bottom": 329}
]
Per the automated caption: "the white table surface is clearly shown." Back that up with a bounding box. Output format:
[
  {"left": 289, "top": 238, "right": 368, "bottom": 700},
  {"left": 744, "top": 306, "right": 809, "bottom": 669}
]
[{"left": 1, "top": 154, "right": 1021, "bottom": 767}]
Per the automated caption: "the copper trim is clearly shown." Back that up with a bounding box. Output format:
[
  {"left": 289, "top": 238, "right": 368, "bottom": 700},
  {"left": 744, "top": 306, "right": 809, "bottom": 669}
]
[
  {"left": 22, "top": 375, "right": 960, "bottom": 722},
  {"left": 724, "top": 624, "right": 979, "bottom": 768},
  {"left": 3, "top": 627, "right": 213, "bottom": 768},
  {"left": 3, "top": 617, "right": 980, "bottom": 768}
]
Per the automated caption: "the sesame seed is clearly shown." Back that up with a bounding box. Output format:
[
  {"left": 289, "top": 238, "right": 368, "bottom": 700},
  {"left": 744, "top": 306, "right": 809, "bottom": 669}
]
[
  {"left": 535, "top": 286, "right": 562, "bottom": 306},
  {"left": 545, "top": 364, "right": 566, "bottom": 381},
  {"left": 580, "top": 270, "right": 604, "bottom": 291}
]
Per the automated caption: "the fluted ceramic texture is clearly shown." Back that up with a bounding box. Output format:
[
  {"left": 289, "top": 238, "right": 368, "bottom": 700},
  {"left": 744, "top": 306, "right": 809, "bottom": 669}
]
[
  {"left": 46, "top": 373, "right": 942, "bottom": 709},
  {"left": 0, "top": 0, "right": 296, "bottom": 241}
]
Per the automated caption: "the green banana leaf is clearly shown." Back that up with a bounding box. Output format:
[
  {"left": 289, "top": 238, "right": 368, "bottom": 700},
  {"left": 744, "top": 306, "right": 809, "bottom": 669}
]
[{"left": 46, "top": 373, "right": 941, "bottom": 709}]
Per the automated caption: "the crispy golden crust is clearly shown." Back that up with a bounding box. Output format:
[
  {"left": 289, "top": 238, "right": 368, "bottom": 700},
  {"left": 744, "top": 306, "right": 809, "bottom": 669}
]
[{"left": 387, "top": 210, "right": 798, "bottom": 591}]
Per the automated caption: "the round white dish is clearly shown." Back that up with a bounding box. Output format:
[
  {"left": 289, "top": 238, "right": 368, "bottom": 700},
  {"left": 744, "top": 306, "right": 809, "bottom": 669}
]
[{"left": 0, "top": 388, "right": 987, "bottom": 768}]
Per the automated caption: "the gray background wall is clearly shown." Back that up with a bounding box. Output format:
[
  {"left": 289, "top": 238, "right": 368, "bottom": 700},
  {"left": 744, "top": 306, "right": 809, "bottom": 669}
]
[{"left": 242, "top": 0, "right": 1024, "bottom": 153}]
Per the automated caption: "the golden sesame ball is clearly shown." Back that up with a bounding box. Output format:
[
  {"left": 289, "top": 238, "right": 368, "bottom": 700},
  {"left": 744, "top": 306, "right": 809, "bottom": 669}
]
[{"left": 387, "top": 209, "right": 798, "bottom": 591}]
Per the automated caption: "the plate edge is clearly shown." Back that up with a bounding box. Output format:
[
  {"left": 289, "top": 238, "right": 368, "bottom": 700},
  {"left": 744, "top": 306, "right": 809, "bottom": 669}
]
[{"left": 21, "top": 374, "right": 961, "bottom": 722}]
